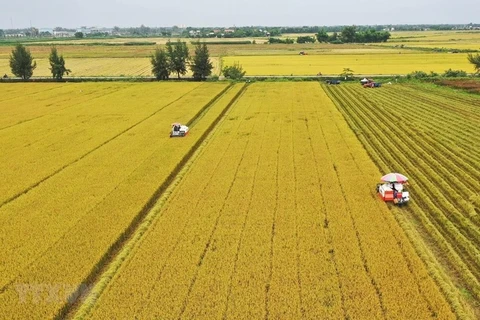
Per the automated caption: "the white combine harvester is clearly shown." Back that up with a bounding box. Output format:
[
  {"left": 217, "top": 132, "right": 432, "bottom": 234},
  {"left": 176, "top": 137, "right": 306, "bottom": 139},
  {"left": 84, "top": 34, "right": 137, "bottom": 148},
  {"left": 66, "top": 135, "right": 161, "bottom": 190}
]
[{"left": 170, "top": 123, "right": 189, "bottom": 137}]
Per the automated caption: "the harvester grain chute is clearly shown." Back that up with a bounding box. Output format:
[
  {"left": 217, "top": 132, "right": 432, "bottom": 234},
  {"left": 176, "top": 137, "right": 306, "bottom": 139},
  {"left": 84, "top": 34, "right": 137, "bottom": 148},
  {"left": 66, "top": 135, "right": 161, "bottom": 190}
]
[{"left": 170, "top": 123, "right": 189, "bottom": 137}]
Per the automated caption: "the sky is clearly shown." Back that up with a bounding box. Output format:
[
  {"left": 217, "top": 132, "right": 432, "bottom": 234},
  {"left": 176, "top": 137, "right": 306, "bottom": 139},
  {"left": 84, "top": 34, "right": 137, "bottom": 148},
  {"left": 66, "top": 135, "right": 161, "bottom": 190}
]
[{"left": 0, "top": 0, "right": 478, "bottom": 29}]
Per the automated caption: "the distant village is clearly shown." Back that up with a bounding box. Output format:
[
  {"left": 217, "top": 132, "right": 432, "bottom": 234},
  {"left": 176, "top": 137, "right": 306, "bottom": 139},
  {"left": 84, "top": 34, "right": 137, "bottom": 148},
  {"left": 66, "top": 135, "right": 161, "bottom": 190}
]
[{"left": 1, "top": 23, "right": 479, "bottom": 39}]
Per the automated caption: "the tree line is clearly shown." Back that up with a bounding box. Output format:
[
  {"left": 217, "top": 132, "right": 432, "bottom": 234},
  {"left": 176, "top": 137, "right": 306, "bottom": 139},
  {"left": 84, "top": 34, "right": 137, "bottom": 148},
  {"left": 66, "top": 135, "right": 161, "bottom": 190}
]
[{"left": 6, "top": 41, "right": 247, "bottom": 80}]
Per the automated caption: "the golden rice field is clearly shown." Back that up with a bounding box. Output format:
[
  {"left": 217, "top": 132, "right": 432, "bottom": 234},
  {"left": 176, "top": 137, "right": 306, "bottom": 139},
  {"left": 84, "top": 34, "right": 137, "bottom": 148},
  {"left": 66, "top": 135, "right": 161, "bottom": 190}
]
[
  {"left": 1, "top": 81, "right": 479, "bottom": 319},
  {"left": 0, "top": 81, "right": 239, "bottom": 318},
  {"left": 0, "top": 57, "right": 220, "bottom": 77},
  {"left": 222, "top": 53, "right": 472, "bottom": 75},
  {"left": 385, "top": 30, "right": 480, "bottom": 51}
]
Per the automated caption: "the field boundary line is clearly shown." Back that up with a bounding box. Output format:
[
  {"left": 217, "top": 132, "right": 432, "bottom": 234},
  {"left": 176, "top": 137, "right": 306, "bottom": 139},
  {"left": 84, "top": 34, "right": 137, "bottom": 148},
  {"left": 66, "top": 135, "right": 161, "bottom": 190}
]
[
  {"left": 0, "top": 84, "right": 210, "bottom": 210},
  {"left": 65, "top": 83, "right": 249, "bottom": 320}
]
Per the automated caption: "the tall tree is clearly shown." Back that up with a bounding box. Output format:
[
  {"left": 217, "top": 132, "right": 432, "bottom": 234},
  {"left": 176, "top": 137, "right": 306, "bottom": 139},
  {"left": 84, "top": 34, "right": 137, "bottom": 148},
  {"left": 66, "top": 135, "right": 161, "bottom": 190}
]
[
  {"left": 151, "top": 47, "right": 170, "bottom": 80},
  {"left": 9, "top": 44, "right": 36, "bottom": 80},
  {"left": 190, "top": 42, "right": 213, "bottom": 81},
  {"left": 316, "top": 29, "right": 329, "bottom": 43},
  {"left": 341, "top": 26, "right": 357, "bottom": 43},
  {"left": 49, "top": 46, "right": 70, "bottom": 80},
  {"left": 166, "top": 40, "right": 189, "bottom": 79},
  {"left": 467, "top": 53, "right": 480, "bottom": 74}
]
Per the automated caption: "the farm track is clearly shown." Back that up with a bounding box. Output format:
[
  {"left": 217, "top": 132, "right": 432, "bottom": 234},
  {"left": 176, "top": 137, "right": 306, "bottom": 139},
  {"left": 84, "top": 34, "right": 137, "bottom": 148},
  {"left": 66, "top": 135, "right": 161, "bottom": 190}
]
[
  {"left": 324, "top": 84, "right": 480, "bottom": 309},
  {"left": 0, "top": 84, "right": 214, "bottom": 210},
  {"left": 63, "top": 83, "right": 249, "bottom": 320}
]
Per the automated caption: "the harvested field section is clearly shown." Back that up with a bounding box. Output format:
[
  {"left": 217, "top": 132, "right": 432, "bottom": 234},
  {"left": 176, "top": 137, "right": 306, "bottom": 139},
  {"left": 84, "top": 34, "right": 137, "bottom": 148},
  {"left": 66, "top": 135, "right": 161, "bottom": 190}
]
[
  {"left": 325, "top": 83, "right": 480, "bottom": 317},
  {"left": 82, "top": 83, "right": 454, "bottom": 319}
]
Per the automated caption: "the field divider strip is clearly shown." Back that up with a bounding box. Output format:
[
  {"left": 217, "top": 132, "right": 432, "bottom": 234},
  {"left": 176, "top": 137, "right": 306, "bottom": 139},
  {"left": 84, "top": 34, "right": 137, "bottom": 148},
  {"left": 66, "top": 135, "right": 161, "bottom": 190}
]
[
  {"left": 65, "top": 83, "right": 249, "bottom": 320},
  {"left": 0, "top": 84, "right": 208, "bottom": 210}
]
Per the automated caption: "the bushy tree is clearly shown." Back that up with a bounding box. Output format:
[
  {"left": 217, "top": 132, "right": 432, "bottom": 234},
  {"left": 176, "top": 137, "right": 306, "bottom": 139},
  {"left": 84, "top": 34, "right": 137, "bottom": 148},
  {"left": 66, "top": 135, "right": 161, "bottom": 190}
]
[
  {"left": 151, "top": 47, "right": 170, "bottom": 80},
  {"left": 341, "top": 26, "right": 357, "bottom": 43},
  {"left": 190, "top": 42, "right": 213, "bottom": 81},
  {"left": 467, "top": 53, "right": 480, "bottom": 74},
  {"left": 222, "top": 62, "right": 246, "bottom": 80},
  {"left": 166, "top": 40, "right": 189, "bottom": 78},
  {"left": 442, "top": 69, "right": 467, "bottom": 77},
  {"left": 340, "top": 68, "right": 354, "bottom": 80},
  {"left": 49, "top": 46, "right": 70, "bottom": 80},
  {"left": 9, "top": 44, "right": 36, "bottom": 80},
  {"left": 316, "top": 29, "right": 329, "bottom": 43},
  {"left": 74, "top": 32, "right": 84, "bottom": 38},
  {"left": 296, "top": 36, "right": 316, "bottom": 43},
  {"left": 406, "top": 70, "right": 429, "bottom": 79}
]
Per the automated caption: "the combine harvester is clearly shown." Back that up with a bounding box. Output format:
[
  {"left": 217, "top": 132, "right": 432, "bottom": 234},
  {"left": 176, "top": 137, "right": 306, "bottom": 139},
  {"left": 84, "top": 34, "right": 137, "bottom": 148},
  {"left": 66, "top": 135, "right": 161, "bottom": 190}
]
[
  {"left": 170, "top": 123, "right": 189, "bottom": 137},
  {"left": 376, "top": 172, "right": 410, "bottom": 205},
  {"left": 361, "top": 78, "right": 382, "bottom": 88}
]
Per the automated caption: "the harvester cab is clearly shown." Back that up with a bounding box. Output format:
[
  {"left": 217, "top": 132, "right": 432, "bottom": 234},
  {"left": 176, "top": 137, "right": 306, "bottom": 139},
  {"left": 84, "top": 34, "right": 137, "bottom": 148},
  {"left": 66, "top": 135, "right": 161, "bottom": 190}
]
[
  {"left": 376, "top": 173, "right": 410, "bottom": 206},
  {"left": 170, "top": 123, "right": 189, "bottom": 137}
]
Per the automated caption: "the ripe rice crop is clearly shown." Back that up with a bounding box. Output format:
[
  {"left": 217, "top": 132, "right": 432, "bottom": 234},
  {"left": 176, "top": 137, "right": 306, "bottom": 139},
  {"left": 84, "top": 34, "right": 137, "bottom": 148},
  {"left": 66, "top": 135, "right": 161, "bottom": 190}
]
[
  {"left": 79, "top": 83, "right": 455, "bottom": 320},
  {"left": 0, "top": 82, "right": 242, "bottom": 318},
  {"left": 325, "top": 82, "right": 480, "bottom": 318},
  {"left": 222, "top": 53, "right": 472, "bottom": 75},
  {"left": 0, "top": 57, "right": 220, "bottom": 77}
]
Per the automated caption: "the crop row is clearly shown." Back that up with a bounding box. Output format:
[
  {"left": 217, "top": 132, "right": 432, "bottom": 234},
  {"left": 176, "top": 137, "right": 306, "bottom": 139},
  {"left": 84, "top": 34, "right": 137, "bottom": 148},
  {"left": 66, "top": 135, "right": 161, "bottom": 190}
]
[
  {"left": 333, "top": 86, "right": 480, "bottom": 229},
  {"left": 324, "top": 83, "right": 480, "bottom": 316},
  {"left": 0, "top": 82, "right": 241, "bottom": 319},
  {"left": 325, "top": 86, "right": 480, "bottom": 282},
  {"left": 81, "top": 83, "right": 453, "bottom": 319}
]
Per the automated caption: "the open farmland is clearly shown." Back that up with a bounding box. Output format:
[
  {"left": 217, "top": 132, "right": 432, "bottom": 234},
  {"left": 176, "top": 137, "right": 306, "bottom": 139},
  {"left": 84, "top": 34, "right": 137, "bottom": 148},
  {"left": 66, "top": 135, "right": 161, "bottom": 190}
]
[
  {"left": 222, "top": 53, "right": 472, "bottom": 76},
  {"left": 0, "top": 82, "right": 246, "bottom": 318},
  {"left": 1, "top": 81, "right": 479, "bottom": 319},
  {"left": 70, "top": 83, "right": 457, "bottom": 319},
  {"left": 0, "top": 57, "right": 220, "bottom": 78},
  {"left": 383, "top": 30, "right": 480, "bottom": 51},
  {"left": 324, "top": 82, "right": 480, "bottom": 318}
]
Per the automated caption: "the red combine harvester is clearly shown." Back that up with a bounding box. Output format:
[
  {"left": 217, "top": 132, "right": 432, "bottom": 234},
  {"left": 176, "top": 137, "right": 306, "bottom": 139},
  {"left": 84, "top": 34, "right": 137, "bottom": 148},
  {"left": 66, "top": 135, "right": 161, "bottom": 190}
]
[
  {"left": 376, "top": 173, "right": 410, "bottom": 205},
  {"left": 361, "top": 78, "right": 382, "bottom": 88}
]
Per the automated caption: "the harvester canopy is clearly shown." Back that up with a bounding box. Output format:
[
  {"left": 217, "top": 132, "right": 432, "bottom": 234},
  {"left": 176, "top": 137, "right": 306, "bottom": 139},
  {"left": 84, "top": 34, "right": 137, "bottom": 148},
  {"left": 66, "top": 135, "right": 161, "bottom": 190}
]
[{"left": 381, "top": 172, "right": 408, "bottom": 183}]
